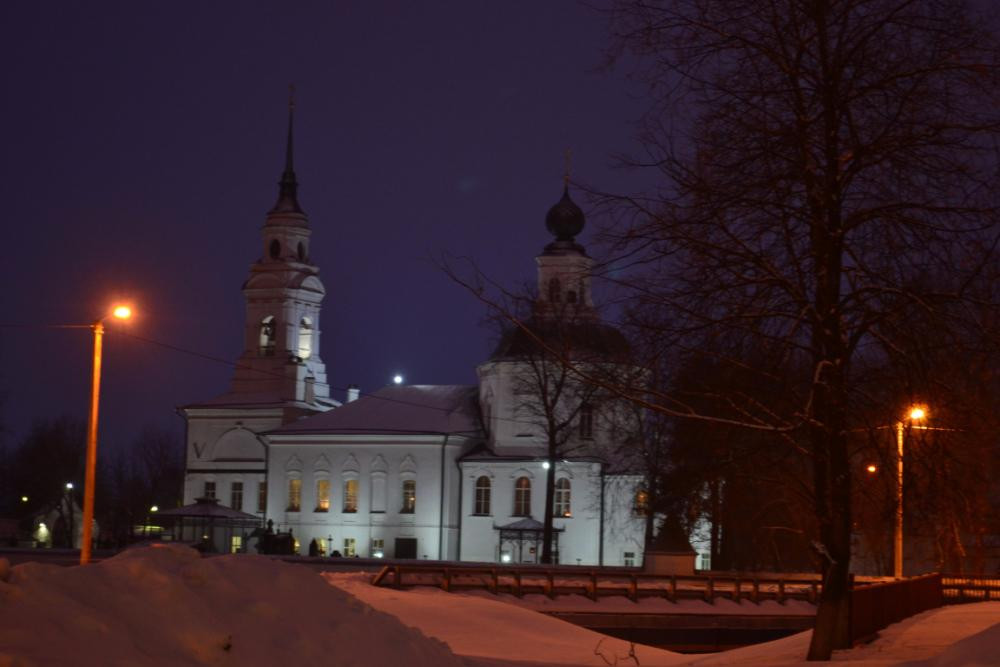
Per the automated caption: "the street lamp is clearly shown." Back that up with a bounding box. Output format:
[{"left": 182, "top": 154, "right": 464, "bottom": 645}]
[
  {"left": 80, "top": 304, "right": 132, "bottom": 564},
  {"left": 894, "top": 405, "right": 926, "bottom": 579}
]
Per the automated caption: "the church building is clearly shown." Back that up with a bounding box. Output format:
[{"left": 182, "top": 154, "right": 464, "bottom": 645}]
[{"left": 181, "top": 108, "right": 648, "bottom": 566}]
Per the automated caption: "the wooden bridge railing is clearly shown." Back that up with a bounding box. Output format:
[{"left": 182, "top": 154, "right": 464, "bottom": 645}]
[
  {"left": 941, "top": 574, "right": 1000, "bottom": 602},
  {"left": 371, "top": 563, "right": 823, "bottom": 604},
  {"left": 850, "top": 573, "right": 942, "bottom": 643}
]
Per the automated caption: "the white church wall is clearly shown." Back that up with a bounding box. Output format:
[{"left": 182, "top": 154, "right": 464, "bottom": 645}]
[
  {"left": 458, "top": 460, "right": 608, "bottom": 565},
  {"left": 602, "top": 473, "right": 647, "bottom": 567},
  {"left": 265, "top": 437, "right": 470, "bottom": 558}
]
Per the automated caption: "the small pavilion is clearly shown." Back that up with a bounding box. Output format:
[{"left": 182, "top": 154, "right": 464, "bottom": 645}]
[{"left": 156, "top": 498, "right": 262, "bottom": 553}]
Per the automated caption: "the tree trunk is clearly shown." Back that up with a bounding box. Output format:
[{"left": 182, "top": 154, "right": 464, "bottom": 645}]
[{"left": 541, "top": 451, "right": 557, "bottom": 564}]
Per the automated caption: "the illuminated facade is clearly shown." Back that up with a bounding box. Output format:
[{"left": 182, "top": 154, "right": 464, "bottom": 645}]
[{"left": 180, "top": 112, "right": 646, "bottom": 564}]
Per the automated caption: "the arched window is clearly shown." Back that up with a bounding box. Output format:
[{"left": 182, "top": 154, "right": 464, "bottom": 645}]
[
  {"left": 297, "top": 242, "right": 305, "bottom": 261},
  {"left": 474, "top": 476, "right": 491, "bottom": 515},
  {"left": 315, "top": 478, "right": 330, "bottom": 512},
  {"left": 269, "top": 239, "right": 281, "bottom": 259},
  {"left": 554, "top": 478, "right": 571, "bottom": 517},
  {"left": 634, "top": 489, "right": 650, "bottom": 516},
  {"left": 298, "top": 317, "right": 313, "bottom": 359},
  {"left": 343, "top": 478, "right": 358, "bottom": 513},
  {"left": 401, "top": 479, "right": 416, "bottom": 514},
  {"left": 259, "top": 316, "right": 276, "bottom": 357},
  {"left": 566, "top": 290, "right": 577, "bottom": 304},
  {"left": 579, "top": 403, "right": 594, "bottom": 440},
  {"left": 513, "top": 477, "right": 531, "bottom": 516},
  {"left": 287, "top": 476, "right": 301, "bottom": 512},
  {"left": 548, "top": 278, "right": 561, "bottom": 303}
]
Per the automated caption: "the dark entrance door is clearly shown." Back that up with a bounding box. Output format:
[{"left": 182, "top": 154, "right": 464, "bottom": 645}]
[{"left": 395, "top": 537, "right": 417, "bottom": 559}]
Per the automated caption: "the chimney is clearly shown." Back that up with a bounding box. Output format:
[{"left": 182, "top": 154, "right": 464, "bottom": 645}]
[{"left": 346, "top": 384, "right": 360, "bottom": 403}]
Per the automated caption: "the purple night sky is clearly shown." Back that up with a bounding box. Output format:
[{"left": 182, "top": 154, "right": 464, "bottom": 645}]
[{"left": 0, "top": 1, "right": 647, "bottom": 453}]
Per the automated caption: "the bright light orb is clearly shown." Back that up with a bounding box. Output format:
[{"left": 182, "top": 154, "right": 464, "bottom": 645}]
[
  {"left": 501, "top": 553, "right": 512, "bottom": 563},
  {"left": 542, "top": 461, "right": 551, "bottom": 470},
  {"left": 908, "top": 406, "right": 926, "bottom": 421},
  {"left": 866, "top": 464, "right": 878, "bottom": 474},
  {"left": 150, "top": 505, "right": 159, "bottom": 513},
  {"left": 65, "top": 482, "right": 74, "bottom": 490},
  {"left": 21, "top": 495, "right": 28, "bottom": 503},
  {"left": 113, "top": 305, "right": 132, "bottom": 320},
  {"left": 393, "top": 374, "right": 404, "bottom": 385}
]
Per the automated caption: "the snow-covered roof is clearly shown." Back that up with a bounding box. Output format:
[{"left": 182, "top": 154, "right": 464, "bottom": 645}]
[{"left": 268, "top": 385, "right": 482, "bottom": 437}]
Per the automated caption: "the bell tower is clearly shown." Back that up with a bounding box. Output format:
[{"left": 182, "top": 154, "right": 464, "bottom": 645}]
[{"left": 230, "top": 90, "right": 336, "bottom": 410}]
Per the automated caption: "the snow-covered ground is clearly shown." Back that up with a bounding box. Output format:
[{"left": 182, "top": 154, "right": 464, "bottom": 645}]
[{"left": 1, "top": 545, "right": 997, "bottom": 666}]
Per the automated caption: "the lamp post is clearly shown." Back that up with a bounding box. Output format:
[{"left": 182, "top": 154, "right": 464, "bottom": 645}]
[
  {"left": 894, "top": 405, "right": 926, "bottom": 579},
  {"left": 80, "top": 305, "right": 132, "bottom": 564}
]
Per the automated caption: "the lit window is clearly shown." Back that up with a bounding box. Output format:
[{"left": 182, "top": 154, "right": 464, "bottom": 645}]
[
  {"left": 343, "top": 479, "right": 358, "bottom": 513},
  {"left": 401, "top": 480, "right": 416, "bottom": 514},
  {"left": 230, "top": 482, "right": 243, "bottom": 511},
  {"left": 474, "top": 476, "right": 491, "bottom": 515},
  {"left": 315, "top": 479, "right": 330, "bottom": 512},
  {"left": 371, "top": 538, "right": 384, "bottom": 557},
  {"left": 624, "top": 551, "right": 635, "bottom": 567},
  {"left": 634, "top": 489, "right": 649, "bottom": 516},
  {"left": 579, "top": 404, "right": 593, "bottom": 440},
  {"left": 554, "top": 478, "right": 571, "bottom": 517},
  {"left": 231, "top": 535, "right": 243, "bottom": 554},
  {"left": 257, "top": 481, "right": 267, "bottom": 513},
  {"left": 203, "top": 481, "right": 216, "bottom": 499},
  {"left": 514, "top": 477, "right": 531, "bottom": 516},
  {"left": 287, "top": 478, "right": 301, "bottom": 512},
  {"left": 259, "top": 316, "right": 276, "bottom": 356},
  {"left": 298, "top": 317, "right": 312, "bottom": 359},
  {"left": 343, "top": 537, "right": 356, "bottom": 557}
]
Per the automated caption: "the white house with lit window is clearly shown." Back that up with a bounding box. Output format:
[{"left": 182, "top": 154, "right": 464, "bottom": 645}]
[{"left": 180, "top": 111, "right": 647, "bottom": 565}]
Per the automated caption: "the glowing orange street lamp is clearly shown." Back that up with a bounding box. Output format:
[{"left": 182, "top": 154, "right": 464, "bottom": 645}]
[
  {"left": 80, "top": 304, "right": 132, "bottom": 565},
  {"left": 866, "top": 464, "right": 878, "bottom": 474},
  {"left": 894, "top": 405, "right": 927, "bottom": 579}
]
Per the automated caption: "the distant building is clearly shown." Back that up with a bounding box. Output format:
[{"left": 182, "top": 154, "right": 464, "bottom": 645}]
[{"left": 180, "top": 107, "right": 647, "bottom": 564}]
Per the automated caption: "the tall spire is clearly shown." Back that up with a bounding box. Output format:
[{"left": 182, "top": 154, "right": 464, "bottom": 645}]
[{"left": 271, "top": 84, "right": 303, "bottom": 214}]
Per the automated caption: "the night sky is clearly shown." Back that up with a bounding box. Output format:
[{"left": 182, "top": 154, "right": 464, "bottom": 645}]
[{"left": 0, "top": 1, "right": 647, "bottom": 453}]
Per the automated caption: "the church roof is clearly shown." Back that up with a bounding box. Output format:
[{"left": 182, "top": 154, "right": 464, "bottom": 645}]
[
  {"left": 181, "top": 391, "right": 336, "bottom": 411},
  {"left": 268, "top": 384, "right": 482, "bottom": 437},
  {"left": 490, "top": 317, "right": 631, "bottom": 362}
]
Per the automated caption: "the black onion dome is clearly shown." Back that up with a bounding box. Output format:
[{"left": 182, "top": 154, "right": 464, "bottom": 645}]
[
  {"left": 545, "top": 187, "right": 585, "bottom": 241},
  {"left": 490, "top": 318, "right": 631, "bottom": 362}
]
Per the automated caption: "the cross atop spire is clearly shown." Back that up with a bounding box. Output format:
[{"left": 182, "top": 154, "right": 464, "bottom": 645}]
[
  {"left": 271, "top": 84, "right": 303, "bottom": 214},
  {"left": 563, "top": 147, "right": 572, "bottom": 189}
]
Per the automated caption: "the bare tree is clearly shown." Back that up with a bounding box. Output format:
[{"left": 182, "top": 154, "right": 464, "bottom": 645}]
[
  {"left": 488, "top": 295, "right": 634, "bottom": 563},
  {"left": 602, "top": 0, "right": 1000, "bottom": 659}
]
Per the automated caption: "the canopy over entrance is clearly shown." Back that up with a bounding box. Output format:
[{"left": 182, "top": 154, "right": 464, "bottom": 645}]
[
  {"left": 156, "top": 498, "right": 262, "bottom": 553},
  {"left": 494, "top": 517, "right": 563, "bottom": 564}
]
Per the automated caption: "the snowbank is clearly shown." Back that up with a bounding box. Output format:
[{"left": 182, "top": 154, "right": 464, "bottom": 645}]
[
  {"left": 2, "top": 546, "right": 999, "bottom": 667},
  {"left": 325, "top": 571, "right": 685, "bottom": 666},
  {"left": 0, "top": 545, "right": 463, "bottom": 666}
]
